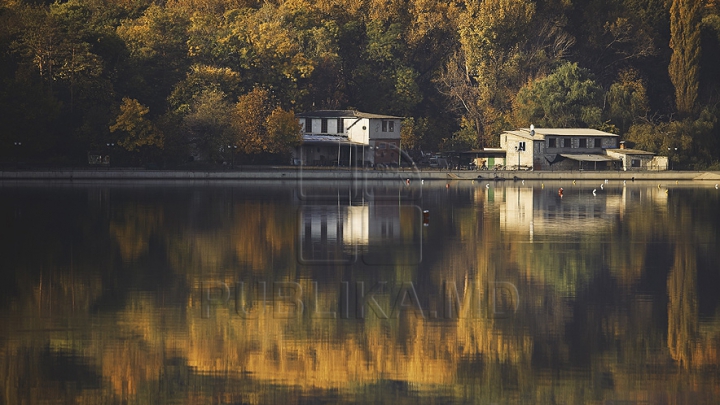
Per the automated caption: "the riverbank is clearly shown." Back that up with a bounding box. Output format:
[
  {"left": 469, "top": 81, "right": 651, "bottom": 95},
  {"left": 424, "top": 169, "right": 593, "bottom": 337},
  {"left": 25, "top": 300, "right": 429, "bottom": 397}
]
[{"left": 1, "top": 167, "right": 720, "bottom": 181}]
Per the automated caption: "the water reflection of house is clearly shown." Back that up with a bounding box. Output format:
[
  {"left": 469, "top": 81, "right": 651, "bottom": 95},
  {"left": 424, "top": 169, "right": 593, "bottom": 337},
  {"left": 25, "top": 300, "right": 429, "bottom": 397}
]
[
  {"left": 498, "top": 186, "right": 669, "bottom": 236},
  {"left": 299, "top": 200, "right": 418, "bottom": 264},
  {"left": 293, "top": 110, "right": 403, "bottom": 167}
]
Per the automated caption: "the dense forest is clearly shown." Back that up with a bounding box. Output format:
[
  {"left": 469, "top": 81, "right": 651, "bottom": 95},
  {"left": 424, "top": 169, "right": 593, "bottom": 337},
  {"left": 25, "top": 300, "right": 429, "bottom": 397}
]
[{"left": 0, "top": 0, "right": 719, "bottom": 168}]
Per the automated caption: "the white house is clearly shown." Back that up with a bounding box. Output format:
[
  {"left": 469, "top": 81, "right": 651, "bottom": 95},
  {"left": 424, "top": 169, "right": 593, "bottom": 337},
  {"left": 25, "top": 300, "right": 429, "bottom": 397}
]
[
  {"left": 500, "top": 127, "right": 624, "bottom": 171},
  {"left": 293, "top": 110, "right": 402, "bottom": 167},
  {"left": 605, "top": 148, "right": 668, "bottom": 171}
]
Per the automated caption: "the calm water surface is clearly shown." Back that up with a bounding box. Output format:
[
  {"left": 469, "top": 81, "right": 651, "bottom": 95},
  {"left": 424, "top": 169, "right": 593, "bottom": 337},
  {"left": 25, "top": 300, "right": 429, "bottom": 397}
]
[{"left": 1, "top": 180, "right": 719, "bottom": 404}]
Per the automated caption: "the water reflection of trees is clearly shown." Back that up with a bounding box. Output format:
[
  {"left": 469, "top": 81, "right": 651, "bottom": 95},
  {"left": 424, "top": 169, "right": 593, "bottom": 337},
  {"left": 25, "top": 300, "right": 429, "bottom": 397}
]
[{"left": 1, "top": 185, "right": 719, "bottom": 403}]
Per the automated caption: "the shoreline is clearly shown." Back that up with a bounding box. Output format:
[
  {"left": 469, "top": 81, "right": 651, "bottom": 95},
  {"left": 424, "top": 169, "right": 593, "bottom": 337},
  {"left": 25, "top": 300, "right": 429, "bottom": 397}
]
[{"left": 1, "top": 168, "right": 719, "bottom": 181}]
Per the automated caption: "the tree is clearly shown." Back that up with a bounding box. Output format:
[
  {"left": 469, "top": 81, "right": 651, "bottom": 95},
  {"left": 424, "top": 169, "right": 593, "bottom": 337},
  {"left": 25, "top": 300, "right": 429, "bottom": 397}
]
[
  {"left": 669, "top": 0, "right": 702, "bottom": 116},
  {"left": 168, "top": 65, "right": 242, "bottom": 115},
  {"left": 513, "top": 62, "right": 604, "bottom": 128},
  {"left": 456, "top": 0, "right": 536, "bottom": 143},
  {"left": 400, "top": 116, "right": 428, "bottom": 153},
  {"left": 232, "top": 88, "right": 272, "bottom": 154},
  {"left": 607, "top": 69, "right": 650, "bottom": 133},
  {"left": 625, "top": 108, "right": 717, "bottom": 169},
  {"left": 231, "top": 87, "right": 301, "bottom": 158},
  {"left": 181, "top": 89, "right": 233, "bottom": 162},
  {"left": 264, "top": 108, "right": 302, "bottom": 154},
  {"left": 110, "top": 97, "right": 164, "bottom": 152}
]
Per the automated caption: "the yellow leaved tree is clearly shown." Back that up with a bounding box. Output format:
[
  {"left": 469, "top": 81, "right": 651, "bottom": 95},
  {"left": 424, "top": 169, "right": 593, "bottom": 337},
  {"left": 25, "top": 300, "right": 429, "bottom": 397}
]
[
  {"left": 110, "top": 97, "right": 164, "bottom": 152},
  {"left": 231, "top": 88, "right": 301, "bottom": 156}
]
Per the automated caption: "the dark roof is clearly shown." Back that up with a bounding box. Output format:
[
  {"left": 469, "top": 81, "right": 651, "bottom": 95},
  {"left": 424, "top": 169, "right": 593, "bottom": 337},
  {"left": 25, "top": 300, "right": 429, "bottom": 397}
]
[{"left": 296, "top": 110, "right": 402, "bottom": 119}]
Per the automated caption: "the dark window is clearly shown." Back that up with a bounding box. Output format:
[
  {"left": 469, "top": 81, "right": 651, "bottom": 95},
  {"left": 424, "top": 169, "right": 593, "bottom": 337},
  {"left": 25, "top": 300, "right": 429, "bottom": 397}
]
[
  {"left": 337, "top": 118, "right": 344, "bottom": 133},
  {"left": 305, "top": 118, "right": 312, "bottom": 133},
  {"left": 631, "top": 159, "right": 641, "bottom": 167},
  {"left": 518, "top": 141, "right": 526, "bottom": 151},
  {"left": 321, "top": 118, "right": 328, "bottom": 133},
  {"left": 594, "top": 138, "right": 602, "bottom": 148},
  {"left": 579, "top": 138, "right": 587, "bottom": 148},
  {"left": 563, "top": 138, "right": 571, "bottom": 148},
  {"left": 548, "top": 138, "right": 556, "bottom": 148},
  {"left": 381, "top": 120, "right": 395, "bottom": 132}
]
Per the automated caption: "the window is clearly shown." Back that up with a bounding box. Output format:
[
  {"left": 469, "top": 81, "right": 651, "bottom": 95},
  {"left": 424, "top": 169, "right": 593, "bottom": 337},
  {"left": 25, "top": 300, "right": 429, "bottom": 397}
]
[
  {"left": 631, "top": 159, "right": 641, "bottom": 168},
  {"left": 321, "top": 118, "right": 328, "bottom": 133},
  {"left": 381, "top": 120, "right": 395, "bottom": 132},
  {"left": 579, "top": 138, "right": 587, "bottom": 148},
  {"left": 517, "top": 141, "right": 526, "bottom": 151},
  {"left": 378, "top": 142, "right": 387, "bottom": 149},
  {"left": 548, "top": 138, "right": 556, "bottom": 148},
  {"left": 336, "top": 118, "right": 344, "bottom": 133},
  {"left": 594, "top": 138, "right": 601, "bottom": 148},
  {"left": 563, "top": 138, "right": 571, "bottom": 148},
  {"left": 305, "top": 118, "right": 312, "bottom": 133}
]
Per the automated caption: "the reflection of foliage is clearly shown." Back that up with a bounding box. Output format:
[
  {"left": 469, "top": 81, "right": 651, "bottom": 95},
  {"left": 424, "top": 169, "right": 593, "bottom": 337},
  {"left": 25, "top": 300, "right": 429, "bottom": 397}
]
[
  {"left": 109, "top": 203, "right": 164, "bottom": 262},
  {"left": 667, "top": 243, "right": 698, "bottom": 367},
  {"left": 2, "top": 184, "right": 720, "bottom": 404}
]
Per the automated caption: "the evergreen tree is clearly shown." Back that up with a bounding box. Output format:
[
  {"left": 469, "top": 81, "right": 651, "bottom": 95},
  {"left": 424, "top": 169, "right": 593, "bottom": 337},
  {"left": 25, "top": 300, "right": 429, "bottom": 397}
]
[{"left": 669, "top": 0, "right": 702, "bottom": 116}]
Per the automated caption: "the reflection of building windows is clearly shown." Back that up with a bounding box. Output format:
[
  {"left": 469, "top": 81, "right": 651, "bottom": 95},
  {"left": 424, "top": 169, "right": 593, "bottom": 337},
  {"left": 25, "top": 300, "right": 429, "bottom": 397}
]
[
  {"left": 563, "top": 138, "right": 571, "bottom": 148},
  {"left": 579, "top": 138, "right": 587, "bottom": 148},
  {"left": 378, "top": 142, "right": 387, "bottom": 149},
  {"left": 631, "top": 159, "right": 641, "bottom": 167},
  {"left": 548, "top": 138, "right": 556, "bottom": 148},
  {"left": 321, "top": 118, "right": 328, "bottom": 133},
  {"left": 337, "top": 118, "right": 344, "bottom": 133},
  {"left": 594, "top": 138, "right": 601, "bottom": 148}
]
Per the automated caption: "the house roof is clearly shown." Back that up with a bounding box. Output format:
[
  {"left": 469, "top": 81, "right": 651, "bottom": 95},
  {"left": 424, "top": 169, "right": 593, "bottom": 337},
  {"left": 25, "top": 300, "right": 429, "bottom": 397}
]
[
  {"left": 459, "top": 148, "right": 507, "bottom": 156},
  {"left": 504, "top": 128, "right": 620, "bottom": 140},
  {"left": 560, "top": 154, "right": 620, "bottom": 162},
  {"left": 301, "top": 134, "right": 366, "bottom": 145},
  {"left": 297, "top": 110, "right": 403, "bottom": 119},
  {"left": 605, "top": 148, "right": 655, "bottom": 155}
]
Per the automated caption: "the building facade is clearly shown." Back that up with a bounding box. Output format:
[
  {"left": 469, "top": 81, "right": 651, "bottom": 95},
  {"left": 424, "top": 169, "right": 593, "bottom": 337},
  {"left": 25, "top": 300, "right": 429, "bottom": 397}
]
[
  {"left": 293, "top": 110, "right": 402, "bottom": 167},
  {"left": 500, "top": 128, "right": 625, "bottom": 171}
]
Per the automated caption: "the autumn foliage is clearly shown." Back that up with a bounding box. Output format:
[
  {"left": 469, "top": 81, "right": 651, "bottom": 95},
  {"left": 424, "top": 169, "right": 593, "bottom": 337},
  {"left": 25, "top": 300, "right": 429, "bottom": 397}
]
[{"left": 1, "top": 0, "right": 719, "bottom": 167}]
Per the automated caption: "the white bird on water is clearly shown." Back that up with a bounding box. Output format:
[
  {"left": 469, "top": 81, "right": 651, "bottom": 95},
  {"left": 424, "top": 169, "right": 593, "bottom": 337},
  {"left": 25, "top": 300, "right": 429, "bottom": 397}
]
[
  {"left": 600, "top": 183, "right": 604, "bottom": 190},
  {"left": 716, "top": 184, "right": 718, "bottom": 189},
  {"left": 486, "top": 183, "right": 490, "bottom": 189},
  {"left": 522, "top": 180, "right": 525, "bottom": 185},
  {"left": 592, "top": 189, "right": 597, "bottom": 196}
]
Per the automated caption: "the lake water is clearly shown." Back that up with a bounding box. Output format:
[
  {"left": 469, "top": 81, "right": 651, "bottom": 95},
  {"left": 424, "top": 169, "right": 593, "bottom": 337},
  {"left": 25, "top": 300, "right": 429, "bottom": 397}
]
[{"left": 1, "top": 180, "right": 719, "bottom": 404}]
